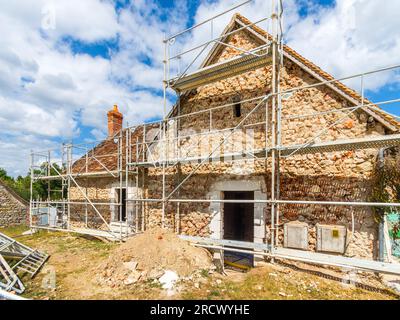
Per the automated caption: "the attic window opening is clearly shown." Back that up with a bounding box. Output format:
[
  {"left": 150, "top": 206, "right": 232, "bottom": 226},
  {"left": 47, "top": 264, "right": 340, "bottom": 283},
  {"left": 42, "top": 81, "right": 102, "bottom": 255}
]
[{"left": 233, "top": 96, "right": 242, "bottom": 118}]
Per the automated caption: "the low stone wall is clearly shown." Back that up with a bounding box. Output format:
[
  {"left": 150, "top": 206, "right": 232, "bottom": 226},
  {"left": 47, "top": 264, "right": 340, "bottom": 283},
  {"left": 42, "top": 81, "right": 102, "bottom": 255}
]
[{"left": 0, "top": 183, "right": 27, "bottom": 227}]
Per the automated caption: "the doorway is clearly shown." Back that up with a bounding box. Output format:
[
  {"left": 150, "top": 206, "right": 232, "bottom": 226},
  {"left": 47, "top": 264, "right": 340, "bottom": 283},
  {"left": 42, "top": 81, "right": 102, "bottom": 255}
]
[
  {"left": 115, "top": 188, "right": 127, "bottom": 222},
  {"left": 223, "top": 191, "right": 254, "bottom": 242},
  {"left": 223, "top": 191, "right": 254, "bottom": 270}
]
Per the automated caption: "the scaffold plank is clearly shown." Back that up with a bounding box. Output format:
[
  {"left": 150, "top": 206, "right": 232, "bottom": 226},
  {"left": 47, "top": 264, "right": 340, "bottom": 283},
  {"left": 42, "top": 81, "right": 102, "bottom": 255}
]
[
  {"left": 279, "top": 134, "right": 400, "bottom": 157},
  {"left": 180, "top": 235, "right": 400, "bottom": 275},
  {"left": 169, "top": 48, "right": 272, "bottom": 92},
  {"left": 128, "top": 134, "right": 400, "bottom": 167}
]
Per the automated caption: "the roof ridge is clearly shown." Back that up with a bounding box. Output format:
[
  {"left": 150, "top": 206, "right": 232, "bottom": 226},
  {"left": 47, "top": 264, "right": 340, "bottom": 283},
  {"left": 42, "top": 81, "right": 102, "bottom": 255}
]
[{"left": 231, "top": 13, "right": 400, "bottom": 131}]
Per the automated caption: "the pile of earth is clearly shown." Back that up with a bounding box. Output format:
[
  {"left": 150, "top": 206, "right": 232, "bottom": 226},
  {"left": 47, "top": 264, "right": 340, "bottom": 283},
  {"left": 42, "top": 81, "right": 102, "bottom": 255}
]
[{"left": 96, "top": 227, "right": 214, "bottom": 287}]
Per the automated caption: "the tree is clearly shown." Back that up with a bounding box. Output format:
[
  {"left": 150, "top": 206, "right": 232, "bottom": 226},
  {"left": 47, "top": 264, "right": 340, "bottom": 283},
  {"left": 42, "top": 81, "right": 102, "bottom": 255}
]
[
  {"left": 0, "top": 168, "right": 13, "bottom": 184},
  {"left": 0, "top": 163, "right": 66, "bottom": 202},
  {"left": 31, "top": 162, "right": 64, "bottom": 201}
]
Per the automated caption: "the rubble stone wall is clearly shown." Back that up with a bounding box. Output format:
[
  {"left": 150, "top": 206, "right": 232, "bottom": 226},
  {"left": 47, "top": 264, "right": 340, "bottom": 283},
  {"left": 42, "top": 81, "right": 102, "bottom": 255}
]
[
  {"left": 141, "top": 29, "right": 387, "bottom": 259},
  {"left": 0, "top": 183, "right": 27, "bottom": 227},
  {"left": 69, "top": 178, "right": 114, "bottom": 229},
  {"left": 71, "top": 29, "right": 389, "bottom": 259}
]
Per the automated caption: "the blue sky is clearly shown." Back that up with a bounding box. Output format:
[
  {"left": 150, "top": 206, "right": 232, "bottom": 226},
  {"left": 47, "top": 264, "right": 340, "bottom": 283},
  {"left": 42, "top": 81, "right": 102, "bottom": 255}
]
[{"left": 0, "top": 0, "right": 399, "bottom": 176}]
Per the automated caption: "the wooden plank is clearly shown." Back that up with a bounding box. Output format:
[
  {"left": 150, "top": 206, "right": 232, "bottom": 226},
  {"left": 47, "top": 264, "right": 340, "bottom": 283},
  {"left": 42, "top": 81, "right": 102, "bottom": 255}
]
[
  {"left": 170, "top": 49, "right": 272, "bottom": 92},
  {"left": 180, "top": 235, "right": 400, "bottom": 275}
]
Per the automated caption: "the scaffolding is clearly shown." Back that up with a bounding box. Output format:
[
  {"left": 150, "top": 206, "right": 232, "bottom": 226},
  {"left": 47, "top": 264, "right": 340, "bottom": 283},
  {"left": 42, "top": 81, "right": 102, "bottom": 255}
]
[
  {"left": 29, "top": 0, "right": 400, "bottom": 274},
  {"left": 29, "top": 133, "right": 129, "bottom": 240}
]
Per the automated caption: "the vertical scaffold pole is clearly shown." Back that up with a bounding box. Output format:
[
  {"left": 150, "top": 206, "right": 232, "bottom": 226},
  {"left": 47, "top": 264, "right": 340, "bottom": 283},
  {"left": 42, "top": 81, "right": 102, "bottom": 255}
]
[
  {"left": 135, "top": 135, "right": 140, "bottom": 233},
  {"left": 126, "top": 124, "right": 129, "bottom": 237},
  {"left": 119, "top": 129, "right": 123, "bottom": 240},
  {"left": 47, "top": 150, "right": 51, "bottom": 202},
  {"left": 270, "top": 0, "right": 278, "bottom": 260},
  {"left": 176, "top": 93, "right": 181, "bottom": 234},
  {"left": 162, "top": 34, "right": 168, "bottom": 228},
  {"left": 85, "top": 146, "right": 88, "bottom": 227},
  {"left": 275, "top": 0, "right": 283, "bottom": 247},
  {"left": 67, "top": 143, "right": 72, "bottom": 229},
  {"left": 61, "top": 144, "right": 65, "bottom": 223},
  {"left": 29, "top": 151, "right": 34, "bottom": 229},
  {"left": 142, "top": 125, "right": 146, "bottom": 231}
]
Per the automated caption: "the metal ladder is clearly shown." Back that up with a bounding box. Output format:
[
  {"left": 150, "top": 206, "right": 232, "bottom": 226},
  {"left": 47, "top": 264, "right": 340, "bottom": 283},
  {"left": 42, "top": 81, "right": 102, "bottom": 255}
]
[
  {"left": 0, "top": 231, "right": 48, "bottom": 289},
  {"left": 12, "top": 250, "right": 49, "bottom": 278},
  {"left": 0, "top": 255, "right": 25, "bottom": 294}
]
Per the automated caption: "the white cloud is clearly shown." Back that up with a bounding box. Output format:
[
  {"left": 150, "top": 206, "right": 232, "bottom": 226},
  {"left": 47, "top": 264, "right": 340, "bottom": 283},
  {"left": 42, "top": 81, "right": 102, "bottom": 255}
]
[
  {"left": 0, "top": 0, "right": 174, "bottom": 176},
  {"left": 0, "top": 133, "right": 58, "bottom": 177},
  {"left": 0, "top": 97, "right": 77, "bottom": 137},
  {"left": 1, "top": 0, "right": 400, "bottom": 177},
  {"left": 284, "top": 0, "right": 400, "bottom": 90},
  {"left": 110, "top": 0, "right": 189, "bottom": 90},
  {"left": 0, "top": 0, "right": 119, "bottom": 42},
  {"left": 171, "top": 0, "right": 400, "bottom": 91}
]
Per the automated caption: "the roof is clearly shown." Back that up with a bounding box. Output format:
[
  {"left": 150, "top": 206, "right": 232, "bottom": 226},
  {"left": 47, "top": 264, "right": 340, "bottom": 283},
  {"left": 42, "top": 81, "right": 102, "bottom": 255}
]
[
  {"left": 73, "top": 13, "right": 400, "bottom": 174},
  {"left": 71, "top": 138, "right": 119, "bottom": 174},
  {"left": 229, "top": 14, "right": 400, "bottom": 132},
  {"left": 71, "top": 124, "right": 160, "bottom": 174},
  {"left": 0, "top": 180, "right": 28, "bottom": 207}
]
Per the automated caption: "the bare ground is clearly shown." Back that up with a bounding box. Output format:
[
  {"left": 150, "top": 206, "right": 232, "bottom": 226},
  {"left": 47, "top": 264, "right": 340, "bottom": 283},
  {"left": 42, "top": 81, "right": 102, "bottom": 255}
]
[{"left": 1, "top": 225, "right": 399, "bottom": 300}]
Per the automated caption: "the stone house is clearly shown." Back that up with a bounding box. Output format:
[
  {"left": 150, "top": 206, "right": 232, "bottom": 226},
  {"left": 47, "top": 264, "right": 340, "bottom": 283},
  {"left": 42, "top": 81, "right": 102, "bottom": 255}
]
[
  {"left": 0, "top": 180, "right": 28, "bottom": 227},
  {"left": 68, "top": 14, "right": 400, "bottom": 260}
]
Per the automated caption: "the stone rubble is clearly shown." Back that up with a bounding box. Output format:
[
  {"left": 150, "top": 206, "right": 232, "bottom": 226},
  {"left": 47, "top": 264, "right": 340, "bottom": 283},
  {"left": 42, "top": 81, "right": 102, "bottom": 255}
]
[{"left": 96, "top": 227, "right": 214, "bottom": 289}]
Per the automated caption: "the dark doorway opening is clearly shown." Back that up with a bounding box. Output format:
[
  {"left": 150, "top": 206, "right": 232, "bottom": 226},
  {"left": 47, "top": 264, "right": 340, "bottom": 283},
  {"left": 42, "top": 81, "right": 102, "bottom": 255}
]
[
  {"left": 223, "top": 191, "right": 254, "bottom": 242},
  {"left": 116, "top": 188, "right": 127, "bottom": 222},
  {"left": 223, "top": 191, "right": 255, "bottom": 270}
]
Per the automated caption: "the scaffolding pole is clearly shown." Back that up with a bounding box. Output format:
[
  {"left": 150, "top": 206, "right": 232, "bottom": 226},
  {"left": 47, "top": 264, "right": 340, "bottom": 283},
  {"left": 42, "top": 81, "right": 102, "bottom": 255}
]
[{"left": 28, "top": 0, "right": 400, "bottom": 274}]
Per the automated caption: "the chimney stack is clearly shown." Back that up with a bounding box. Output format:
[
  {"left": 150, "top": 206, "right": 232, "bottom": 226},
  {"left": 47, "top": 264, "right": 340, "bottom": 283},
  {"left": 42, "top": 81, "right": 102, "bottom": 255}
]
[{"left": 107, "top": 104, "right": 123, "bottom": 137}]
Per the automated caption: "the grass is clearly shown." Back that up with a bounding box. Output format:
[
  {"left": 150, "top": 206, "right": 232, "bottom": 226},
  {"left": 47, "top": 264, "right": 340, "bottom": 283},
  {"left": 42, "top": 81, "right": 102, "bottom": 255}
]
[
  {"left": 180, "top": 266, "right": 399, "bottom": 300},
  {"left": 200, "top": 269, "right": 210, "bottom": 278},
  {"left": 1, "top": 225, "right": 399, "bottom": 300}
]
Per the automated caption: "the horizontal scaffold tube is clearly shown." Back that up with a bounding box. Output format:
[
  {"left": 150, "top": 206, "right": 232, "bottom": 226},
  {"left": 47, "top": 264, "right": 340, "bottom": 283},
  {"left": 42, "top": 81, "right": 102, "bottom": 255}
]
[
  {"left": 31, "top": 201, "right": 121, "bottom": 206},
  {"left": 125, "top": 198, "right": 400, "bottom": 208},
  {"left": 32, "top": 198, "right": 400, "bottom": 208},
  {"left": 165, "top": 0, "right": 252, "bottom": 41}
]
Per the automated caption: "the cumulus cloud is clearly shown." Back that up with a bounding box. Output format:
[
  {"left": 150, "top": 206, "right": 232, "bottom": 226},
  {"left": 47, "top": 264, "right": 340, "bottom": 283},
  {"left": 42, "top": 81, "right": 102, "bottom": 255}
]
[
  {"left": 172, "top": 0, "right": 400, "bottom": 91},
  {"left": 0, "top": 0, "right": 170, "bottom": 176},
  {"left": 0, "top": 0, "right": 399, "bottom": 177},
  {"left": 0, "top": 0, "right": 119, "bottom": 42},
  {"left": 284, "top": 0, "right": 400, "bottom": 90},
  {"left": 110, "top": 0, "right": 189, "bottom": 90}
]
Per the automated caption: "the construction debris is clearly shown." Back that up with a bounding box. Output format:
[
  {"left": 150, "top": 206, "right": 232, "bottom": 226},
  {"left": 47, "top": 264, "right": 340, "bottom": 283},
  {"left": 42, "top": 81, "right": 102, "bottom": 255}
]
[
  {"left": 159, "top": 270, "right": 179, "bottom": 292},
  {"left": 22, "top": 229, "right": 38, "bottom": 236},
  {"left": 97, "top": 227, "right": 213, "bottom": 288},
  {"left": 0, "top": 231, "right": 49, "bottom": 294}
]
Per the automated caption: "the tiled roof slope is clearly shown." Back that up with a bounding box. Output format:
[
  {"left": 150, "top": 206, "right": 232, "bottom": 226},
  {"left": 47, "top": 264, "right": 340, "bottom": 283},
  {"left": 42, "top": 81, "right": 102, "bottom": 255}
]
[
  {"left": 72, "top": 13, "right": 400, "bottom": 174},
  {"left": 71, "top": 124, "right": 160, "bottom": 174},
  {"left": 71, "top": 138, "right": 119, "bottom": 174},
  {"left": 233, "top": 13, "right": 400, "bottom": 131}
]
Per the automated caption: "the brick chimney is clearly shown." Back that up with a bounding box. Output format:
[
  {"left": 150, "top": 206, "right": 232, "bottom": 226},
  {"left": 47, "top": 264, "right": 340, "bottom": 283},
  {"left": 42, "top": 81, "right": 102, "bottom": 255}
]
[{"left": 107, "top": 104, "right": 123, "bottom": 137}]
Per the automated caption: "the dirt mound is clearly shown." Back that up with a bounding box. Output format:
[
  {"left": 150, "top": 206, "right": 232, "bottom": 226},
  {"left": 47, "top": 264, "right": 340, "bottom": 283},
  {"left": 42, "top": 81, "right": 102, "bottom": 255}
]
[{"left": 96, "top": 228, "right": 213, "bottom": 287}]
